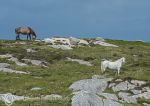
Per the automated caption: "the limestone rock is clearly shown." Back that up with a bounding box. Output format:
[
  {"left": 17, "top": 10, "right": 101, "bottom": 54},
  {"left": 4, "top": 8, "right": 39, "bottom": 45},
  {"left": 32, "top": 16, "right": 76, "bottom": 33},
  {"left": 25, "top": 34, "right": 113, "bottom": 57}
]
[
  {"left": 69, "top": 78, "right": 112, "bottom": 94},
  {"left": 22, "top": 59, "right": 48, "bottom": 67},
  {"left": 67, "top": 57, "right": 92, "bottom": 66},
  {"left": 131, "top": 89, "right": 142, "bottom": 95},
  {"left": 41, "top": 94, "right": 62, "bottom": 101},
  {"left": 26, "top": 49, "right": 36, "bottom": 53},
  {"left": 118, "top": 92, "right": 137, "bottom": 104},
  {"left": 103, "top": 99, "right": 123, "bottom": 106},
  {"left": 0, "top": 93, "right": 24, "bottom": 105},
  {"left": 0, "top": 63, "right": 10, "bottom": 68},
  {"left": 72, "top": 91, "right": 103, "bottom": 106},
  {"left": 100, "top": 93, "right": 118, "bottom": 101},
  {"left": 0, "top": 68, "right": 30, "bottom": 74},
  {"left": 31, "top": 87, "right": 42, "bottom": 91},
  {"left": 112, "top": 81, "right": 136, "bottom": 92},
  {"left": 0, "top": 54, "right": 12, "bottom": 58},
  {"left": 143, "top": 103, "right": 150, "bottom": 106},
  {"left": 8, "top": 57, "right": 27, "bottom": 66},
  {"left": 48, "top": 45, "right": 72, "bottom": 50},
  {"left": 131, "top": 80, "right": 146, "bottom": 86}
]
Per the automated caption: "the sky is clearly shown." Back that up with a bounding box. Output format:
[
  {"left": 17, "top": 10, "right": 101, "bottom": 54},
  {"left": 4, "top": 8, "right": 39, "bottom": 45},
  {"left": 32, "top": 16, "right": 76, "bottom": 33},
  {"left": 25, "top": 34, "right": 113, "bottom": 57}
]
[{"left": 0, "top": 0, "right": 150, "bottom": 41}]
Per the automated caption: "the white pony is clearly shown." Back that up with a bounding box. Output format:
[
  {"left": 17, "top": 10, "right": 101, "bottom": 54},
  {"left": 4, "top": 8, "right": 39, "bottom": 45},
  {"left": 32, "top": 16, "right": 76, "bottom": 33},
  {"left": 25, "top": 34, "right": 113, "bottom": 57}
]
[{"left": 101, "top": 57, "right": 125, "bottom": 75}]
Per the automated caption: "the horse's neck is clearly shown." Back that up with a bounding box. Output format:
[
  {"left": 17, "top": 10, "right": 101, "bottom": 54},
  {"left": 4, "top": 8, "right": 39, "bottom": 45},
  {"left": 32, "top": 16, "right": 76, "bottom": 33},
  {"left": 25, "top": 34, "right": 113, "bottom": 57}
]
[{"left": 114, "top": 58, "right": 122, "bottom": 64}]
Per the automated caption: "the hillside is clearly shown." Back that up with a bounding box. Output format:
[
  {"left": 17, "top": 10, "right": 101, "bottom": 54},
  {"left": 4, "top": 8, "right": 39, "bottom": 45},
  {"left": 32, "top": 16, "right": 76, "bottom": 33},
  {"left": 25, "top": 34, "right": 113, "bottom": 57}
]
[{"left": 0, "top": 39, "right": 150, "bottom": 106}]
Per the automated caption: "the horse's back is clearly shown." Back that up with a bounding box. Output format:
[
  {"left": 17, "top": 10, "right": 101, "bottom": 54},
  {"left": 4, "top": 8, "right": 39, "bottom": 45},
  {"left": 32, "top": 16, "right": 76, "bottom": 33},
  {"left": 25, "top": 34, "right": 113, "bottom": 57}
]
[{"left": 15, "top": 27, "right": 31, "bottom": 34}]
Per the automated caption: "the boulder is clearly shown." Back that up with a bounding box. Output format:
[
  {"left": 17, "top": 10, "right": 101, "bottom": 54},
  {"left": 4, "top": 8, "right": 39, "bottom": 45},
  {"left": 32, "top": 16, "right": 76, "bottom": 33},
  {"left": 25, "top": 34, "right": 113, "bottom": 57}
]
[
  {"left": 49, "top": 45, "right": 72, "bottom": 50},
  {"left": 69, "top": 37, "right": 80, "bottom": 45},
  {"left": 69, "top": 78, "right": 112, "bottom": 94},
  {"left": 93, "top": 41, "right": 118, "bottom": 47},
  {"left": 78, "top": 39, "right": 89, "bottom": 45},
  {"left": 0, "top": 68, "right": 29, "bottom": 74},
  {"left": 31, "top": 87, "right": 42, "bottom": 91},
  {"left": 118, "top": 92, "right": 137, "bottom": 104},
  {"left": 112, "top": 81, "right": 136, "bottom": 92},
  {"left": 0, "top": 63, "right": 10, "bottom": 68},
  {"left": 67, "top": 57, "right": 92, "bottom": 66},
  {"left": 95, "top": 37, "right": 105, "bottom": 42},
  {"left": 72, "top": 91, "right": 103, "bottom": 106},
  {"left": 131, "top": 80, "right": 146, "bottom": 86},
  {"left": 0, "top": 54, "right": 12, "bottom": 58},
  {"left": 8, "top": 57, "right": 27, "bottom": 66},
  {"left": 0, "top": 93, "right": 24, "bottom": 105},
  {"left": 26, "top": 49, "right": 37, "bottom": 53}
]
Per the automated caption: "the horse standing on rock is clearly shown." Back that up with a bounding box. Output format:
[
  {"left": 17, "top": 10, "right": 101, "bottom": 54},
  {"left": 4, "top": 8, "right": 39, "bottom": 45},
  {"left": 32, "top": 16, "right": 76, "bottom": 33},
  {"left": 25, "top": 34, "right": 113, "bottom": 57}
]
[{"left": 15, "top": 27, "right": 36, "bottom": 40}]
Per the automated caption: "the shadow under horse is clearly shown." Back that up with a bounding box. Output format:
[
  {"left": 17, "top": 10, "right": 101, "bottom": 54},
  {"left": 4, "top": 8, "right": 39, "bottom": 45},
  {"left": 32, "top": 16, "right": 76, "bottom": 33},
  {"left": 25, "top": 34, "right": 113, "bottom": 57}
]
[{"left": 15, "top": 27, "right": 37, "bottom": 40}]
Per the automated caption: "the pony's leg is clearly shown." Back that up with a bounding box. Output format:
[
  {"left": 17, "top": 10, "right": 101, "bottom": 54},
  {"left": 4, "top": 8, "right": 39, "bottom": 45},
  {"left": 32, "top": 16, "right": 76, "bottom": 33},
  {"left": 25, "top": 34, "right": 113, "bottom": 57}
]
[
  {"left": 18, "top": 35, "right": 20, "bottom": 40},
  {"left": 101, "top": 63, "right": 106, "bottom": 73},
  {"left": 117, "top": 68, "right": 120, "bottom": 76},
  {"left": 16, "top": 35, "right": 18, "bottom": 40},
  {"left": 29, "top": 35, "right": 31, "bottom": 40},
  {"left": 101, "top": 64, "right": 104, "bottom": 73},
  {"left": 16, "top": 34, "right": 20, "bottom": 40},
  {"left": 27, "top": 35, "right": 29, "bottom": 40}
]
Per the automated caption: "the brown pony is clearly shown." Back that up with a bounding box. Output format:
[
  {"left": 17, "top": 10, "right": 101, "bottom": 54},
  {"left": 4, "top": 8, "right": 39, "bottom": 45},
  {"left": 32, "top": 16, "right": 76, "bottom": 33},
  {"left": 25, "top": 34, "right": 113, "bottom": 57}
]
[{"left": 15, "top": 27, "right": 36, "bottom": 40}]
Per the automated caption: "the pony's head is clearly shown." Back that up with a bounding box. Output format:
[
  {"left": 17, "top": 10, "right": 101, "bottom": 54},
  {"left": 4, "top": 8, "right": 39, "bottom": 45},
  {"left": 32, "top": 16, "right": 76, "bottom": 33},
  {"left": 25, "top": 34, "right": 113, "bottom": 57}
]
[
  {"left": 28, "top": 27, "right": 37, "bottom": 40},
  {"left": 121, "top": 57, "right": 126, "bottom": 63},
  {"left": 32, "top": 32, "right": 36, "bottom": 40}
]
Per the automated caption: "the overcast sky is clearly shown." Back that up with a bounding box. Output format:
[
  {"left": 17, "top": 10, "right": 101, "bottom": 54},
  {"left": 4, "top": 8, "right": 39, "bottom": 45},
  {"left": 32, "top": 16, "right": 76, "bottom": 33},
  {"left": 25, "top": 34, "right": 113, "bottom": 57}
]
[{"left": 0, "top": 0, "right": 150, "bottom": 41}]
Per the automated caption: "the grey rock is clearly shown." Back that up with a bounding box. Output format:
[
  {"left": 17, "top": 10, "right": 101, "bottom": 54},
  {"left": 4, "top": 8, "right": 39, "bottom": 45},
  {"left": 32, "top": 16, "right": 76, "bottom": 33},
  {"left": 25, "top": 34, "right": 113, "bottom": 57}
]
[
  {"left": 67, "top": 57, "right": 92, "bottom": 66},
  {"left": 118, "top": 92, "right": 137, "bottom": 104},
  {"left": 78, "top": 39, "right": 89, "bottom": 45},
  {"left": 112, "top": 81, "right": 136, "bottom": 92},
  {"left": 0, "top": 93, "right": 24, "bottom": 105},
  {"left": 31, "top": 60, "right": 44, "bottom": 66},
  {"left": 0, "top": 63, "right": 10, "bottom": 68},
  {"left": 142, "top": 87, "right": 150, "bottom": 92},
  {"left": 0, "top": 54, "right": 12, "bottom": 58},
  {"left": 72, "top": 91, "right": 122, "bottom": 106},
  {"left": 41, "top": 94, "right": 62, "bottom": 101},
  {"left": 100, "top": 93, "right": 118, "bottom": 101},
  {"left": 26, "top": 49, "right": 36, "bottom": 53},
  {"left": 31, "top": 87, "right": 42, "bottom": 91},
  {"left": 143, "top": 103, "right": 150, "bottom": 106},
  {"left": 0, "top": 68, "right": 30, "bottom": 74},
  {"left": 131, "top": 80, "right": 146, "bottom": 86},
  {"left": 93, "top": 41, "right": 118, "bottom": 47},
  {"left": 108, "top": 83, "right": 116, "bottom": 88},
  {"left": 131, "top": 89, "right": 142, "bottom": 95},
  {"left": 92, "top": 75, "right": 106, "bottom": 79},
  {"left": 69, "top": 78, "right": 112, "bottom": 94},
  {"left": 115, "top": 79, "right": 123, "bottom": 82},
  {"left": 103, "top": 99, "right": 123, "bottom": 106},
  {"left": 69, "top": 37, "right": 80, "bottom": 45},
  {"left": 72, "top": 91, "right": 103, "bottom": 106},
  {"left": 119, "top": 91, "right": 150, "bottom": 104},
  {"left": 22, "top": 59, "right": 48, "bottom": 67},
  {"left": 133, "top": 92, "right": 150, "bottom": 99},
  {"left": 48, "top": 45, "right": 72, "bottom": 50},
  {"left": 95, "top": 37, "right": 105, "bottom": 42},
  {"left": 8, "top": 57, "right": 27, "bottom": 66}
]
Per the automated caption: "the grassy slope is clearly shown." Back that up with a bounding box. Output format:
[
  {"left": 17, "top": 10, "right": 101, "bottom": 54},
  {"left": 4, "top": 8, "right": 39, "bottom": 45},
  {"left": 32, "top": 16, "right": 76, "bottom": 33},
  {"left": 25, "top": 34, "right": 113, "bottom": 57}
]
[{"left": 0, "top": 39, "right": 150, "bottom": 106}]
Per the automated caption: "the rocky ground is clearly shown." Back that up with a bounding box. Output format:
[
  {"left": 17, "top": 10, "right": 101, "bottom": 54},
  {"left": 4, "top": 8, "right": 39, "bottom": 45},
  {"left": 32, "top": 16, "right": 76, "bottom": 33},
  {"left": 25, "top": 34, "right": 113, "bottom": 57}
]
[{"left": 0, "top": 39, "right": 150, "bottom": 106}]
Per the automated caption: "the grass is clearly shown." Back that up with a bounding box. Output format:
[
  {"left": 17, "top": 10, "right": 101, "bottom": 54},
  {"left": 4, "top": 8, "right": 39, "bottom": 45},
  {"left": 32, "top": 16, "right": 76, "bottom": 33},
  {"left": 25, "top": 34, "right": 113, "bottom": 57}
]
[{"left": 0, "top": 39, "right": 150, "bottom": 105}]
